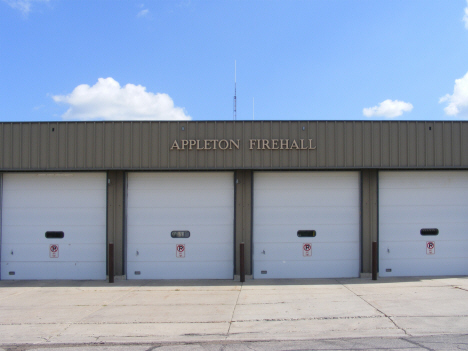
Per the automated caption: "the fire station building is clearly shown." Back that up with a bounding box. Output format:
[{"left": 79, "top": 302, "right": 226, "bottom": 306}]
[{"left": 0, "top": 121, "right": 467, "bottom": 280}]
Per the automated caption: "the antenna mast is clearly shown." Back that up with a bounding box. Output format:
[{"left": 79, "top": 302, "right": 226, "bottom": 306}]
[{"left": 233, "top": 61, "right": 237, "bottom": 121}]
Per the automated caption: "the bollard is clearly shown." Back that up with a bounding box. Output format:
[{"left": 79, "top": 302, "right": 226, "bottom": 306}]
[
  {"left": 372, "top": 241, "right": 378, "bottom": 281},
  {"left": 240, "top": 242, "right": 245, "bottom": 283},
  {"left": 108, "top": 243, "right": 114, "bottom": 283}
]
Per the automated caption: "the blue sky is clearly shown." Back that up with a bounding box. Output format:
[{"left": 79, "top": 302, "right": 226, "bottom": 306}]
[{"left": 1, "top": 0, "right": 468, "bottom": 122}]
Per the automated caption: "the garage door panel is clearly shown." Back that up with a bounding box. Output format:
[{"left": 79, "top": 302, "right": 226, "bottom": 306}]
[
  {"left": 254, "top": 207, "right": 358, "bottom": 226},
  {"left": 379, "top": 258, "right": 468, "bottom": 277},
  {"left": 380, "top": 240, "right": 468, "bottom": 260},
  {"left": 254, "top": 189, "right": 358, "bottom": 208},
  {"left": 380, "top": 223, "right": 467, "bottom": 242},
  {"left": 253, "top": 260, "right": 359, "bottom": 279},
  {"left": 127, "top": 261, "right": 233, "bottom": 280},
  {"left": 127, "top": 172, "right": 234, "bottom": 280},
  {"left": 129, "top": 173, "right": 231, "bottom": 190},
  {"left": 379, "top": 171, "right": 468, "bottom": 277},
  {"left": 3, "top": 189, "right": 105, "bottom": 208},
  {"left": 253, "top": 172, "right": 360, "bottom": 279},
  {"left": 380, "top": 206, "right": 468, "bottom": 223},
  {"left": 129, "top": 188, "right": 233, "bottom": 208},
  {"left": 1, "top": 226, "right": 106, "bottom": 244},
  {"left": 254, "top": 242, "right": 359, "bottom": 261},
  {"left": 127, "top": 243, "right": 233, "bottom": 262},
  {"left": 1, "top": 173, "right": 107, "bottom": 280},
  {"left": 5, "top": 174, "right": 105, "bottom": 190},
  {"left": 254, "top": 225, "right": 359, "bottom": 243},
  {"left": 255, "top": 173, "right": 359, "bottom": 190},
  {"left": 380, "top": 172, "right": 468, "bottom": 188},
  {"left": 2, "top": 243, "right": 106, "bottom": 262},
  {"left": 3, "top": 208, "right": 106, "bottom": 227},
  {"left": 380, "top": 188, "right": 468, "bottom": 207},
  {"left": 127, "top": 207, "right": 232, "bottom": 227},
  {"left": 1, "top": 262, "right": 105, "bottom": 280},
  {"left": 128, "top": 226, "right": 233, "bottom": 244}
]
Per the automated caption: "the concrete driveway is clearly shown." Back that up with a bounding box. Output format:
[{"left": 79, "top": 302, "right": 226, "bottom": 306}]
[{"left": 0, "top": 276, "right": 467, "bottom": 345}]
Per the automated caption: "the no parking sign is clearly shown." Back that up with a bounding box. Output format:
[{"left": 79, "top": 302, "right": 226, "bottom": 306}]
[
  {"left": 426, "top": 241, "right": 435, "bottom": 255},
  {"left": 49, "top": 244, "right": 59, "bottom": 258},
  {"left": 303, "top": 243, "right": 312, "bottom": 257},
  {"left": 176, "top": 244, "right": 185, "bottom": 258}
]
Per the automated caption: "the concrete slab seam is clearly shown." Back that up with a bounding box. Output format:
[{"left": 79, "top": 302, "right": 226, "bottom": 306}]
[
  {"left": 2, "top": 334, "right": 459, "bottom": 350},
  {"left": 226, "top": 281, "right": 243, "bottom": 339},
  {"left": 48, "top": 288, "right": 138, "bottom": 343},
  {"left": 340, "top": 282, "right": 410, "bottom": 336}
]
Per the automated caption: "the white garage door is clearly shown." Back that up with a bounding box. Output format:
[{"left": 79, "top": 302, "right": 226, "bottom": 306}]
[
  {"left": 253, "top": 172, "right": 360, "bottom": 279},
  {"left": 1, "top": 173, "right": 107, "bottom": 280},
  {"left": 127, "top": 172, "right": 234, "bottom": 279},
  {"left": 379, "top": 171, "right": 468, "bottom": 277}
]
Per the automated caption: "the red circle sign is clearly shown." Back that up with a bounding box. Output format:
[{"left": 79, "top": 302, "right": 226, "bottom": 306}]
[
  {"left": 50, "top": 245, "right": 59, "bottom": 252},
  {"left": 303, "top": 243, "right": 311, "bottom": 251},
  {"left": 176, "top": 244, "right": 185, "bottom": 252},
  {"left": 427, "top": 242, "right": 434, "bottom": 249}
]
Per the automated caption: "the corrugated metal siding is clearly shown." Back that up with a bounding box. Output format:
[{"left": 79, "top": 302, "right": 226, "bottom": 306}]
[{"left": 0, "top": 121, "right": 467, "bottom": 171}]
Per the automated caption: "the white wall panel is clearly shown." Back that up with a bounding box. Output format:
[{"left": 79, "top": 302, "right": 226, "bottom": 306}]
[
  {"left": 253, "top": 172, "right": 360, "bottom": 279},
  {"left": 379, "top": 171, "right": 468, "bottom": 277}
]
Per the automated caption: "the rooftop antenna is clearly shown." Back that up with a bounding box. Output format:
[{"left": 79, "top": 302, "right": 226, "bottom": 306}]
[
  {"left": 233, "top": 61, "right": 237, "bottom": 121},
  {"left": 253, "top": 97, "right": 254, "bottom": 120}
]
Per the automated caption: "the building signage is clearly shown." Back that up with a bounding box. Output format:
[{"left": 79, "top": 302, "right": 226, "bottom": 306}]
[{"left": 170, "top": 139, "right": 317, "bottom": 151}]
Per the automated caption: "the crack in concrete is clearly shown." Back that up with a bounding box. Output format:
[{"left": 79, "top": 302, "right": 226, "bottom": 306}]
[
  {"left": 341, "top": 281, "right": 410, "bottom": 336},
  {"left": 388, "top": 316, "right": 409, "bottom": 336}
]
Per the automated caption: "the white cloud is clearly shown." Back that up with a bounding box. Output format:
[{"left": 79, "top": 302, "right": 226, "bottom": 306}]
[
  {"left": 439, "top": 71, "right": 468, "bottom": 117},
  {"left": 464, "top": 0, "right": 468, "bottom": 30},
  {"left": 363, "top": 99, "right": 413, "bottom": 118},
  {"left": 2, "top": 0, "right": 49, "bottom": 16},
  {"left": 137, "top": 8, "right": 149, "bottom": 17},
  {"left": 52, "top": 77, "right": 191, "bottom": 121}
]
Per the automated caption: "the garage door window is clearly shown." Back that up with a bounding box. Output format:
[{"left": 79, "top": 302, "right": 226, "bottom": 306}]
[
  {"left": 171, "top": 231, "right": 190, "bottom": 238},
  {"left": 297, "top": 230, "right": 316, "bottom": 237},
  {"left": 45, "top": 231, "right": 64, "bottom": 239},
  {"left": 420, "top": 228, "right": 439, "bottom": 236}
]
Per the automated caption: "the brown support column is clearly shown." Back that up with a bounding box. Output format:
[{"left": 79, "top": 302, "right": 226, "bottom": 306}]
[
  {"left": 235, "top": 170, "right": 252, "bottom": 275},
  {"left": 0, "top": 173, "right": 2, "bottom": 281},
  {"left": 361, "top": 169, "right": 378, "bottom": 274},
  {"left": 107, "top": 171, "right": 125, "bottom": 277},
  {"left": 372, "top": 241, "right": 378, "bottom": 280},
  {"left": 108, "top": 243, "right": 114, "bottom": 283},
  {"left": 240, "top": 242, "right": 245, "bottom": 282}
]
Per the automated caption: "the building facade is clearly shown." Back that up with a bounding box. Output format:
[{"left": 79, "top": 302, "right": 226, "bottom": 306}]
[{"left": 1, "top": 121, "right": 467, "bottom": 280}]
